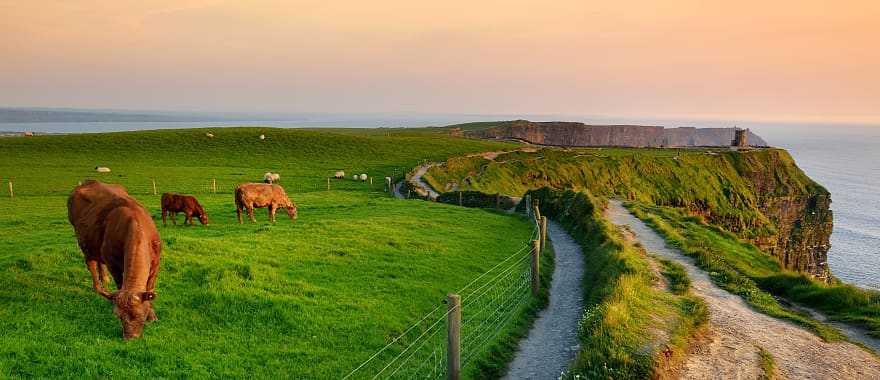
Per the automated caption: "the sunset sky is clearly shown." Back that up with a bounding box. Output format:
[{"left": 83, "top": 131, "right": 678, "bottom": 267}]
[{"left": 1, "top": 1, "right": 878, "bottom": 123}]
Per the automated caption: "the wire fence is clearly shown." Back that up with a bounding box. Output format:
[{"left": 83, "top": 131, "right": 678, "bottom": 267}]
[
  {"left": 344, "top": 208, "right": 543, "bottom": 380},
  {"left": 0, "top": 170, "right": 410, "bottom": 199}
]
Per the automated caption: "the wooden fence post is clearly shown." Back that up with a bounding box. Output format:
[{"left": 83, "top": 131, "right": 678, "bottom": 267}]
[
  {"left": 7, "top": 180, "right": 13, "bottom": 198},
  {"left": 151, "top": 179, "right": 157, "bottom": 196},
  {"left": 458, "top": 191, "right": 463, "bottom": 206},
  {"left": 530, "top": 240, "right": 541, "bottom": 296},
  {"left": 524, "top": 195, "right": 532, "bottom": 217},
  {"left": 327, "top": 177, "right": 331, "bottom": 191},
  {"left": 446, "top": 293, "right": 461, "bottom": 380},
  {"left": 211, "top": 178, "right": 217, "bottom": 194},
  {"left": 540, "top": 216, "right": 548, "bottom": 253}
]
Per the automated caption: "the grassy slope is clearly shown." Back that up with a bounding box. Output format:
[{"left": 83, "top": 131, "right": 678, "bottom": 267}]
[
  {"left": 629, "top": 203, "right": 880, "bottom": 338},
  {"left": 525, "top": 188, "right": 706, "bottom": 379},
  {"left": 0, "top": 128, "right": 540, "bottom": 378},
  {"left": 424, "top": 147, "right": 825, "bottom": 239},
  {"left": 0, "top": 127, "right": 515, "bottom": 196}
]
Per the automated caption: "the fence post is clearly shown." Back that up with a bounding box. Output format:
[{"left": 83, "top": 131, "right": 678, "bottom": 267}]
[
  {"left": 151, "top": 179, "right": 157, "bottom": 196},
  {"left": 327, "top": 177, "right": 331, "bottom": 191},
  {"left": 524, "top": 195, "right": 532, "bottom": 217},
  {"left": 407, "top": 189, "right": 411, "bottom": 199},
  {"left": 495, "top": 193, "right": 500, "bottom": 210},
  {"left": 530, "top": 240, "right": 541, "bottom": 296},
  {"left": 540, "top": 216, "right": 548, "bottom": 253},
  {"left": 212, "top": 178, "right": 217, "bottom": 194},
  {"left": 446, "top": 293, "right": 461, "bottom": 380},
  {"left": 458, "top": 191, "right": 462, "bottom": 206},
  {"left": 7, "top": 180, "right": 13, "bottom": 198}
]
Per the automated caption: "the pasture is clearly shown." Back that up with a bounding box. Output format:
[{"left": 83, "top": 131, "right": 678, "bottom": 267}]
[{"left": 0, "top": 128, "right": 537, "bottom": 377}]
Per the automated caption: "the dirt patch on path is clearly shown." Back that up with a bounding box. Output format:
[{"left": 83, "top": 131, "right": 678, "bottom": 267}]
[{"left": 606, "top": 200, "right": 880, "bottom": 380}]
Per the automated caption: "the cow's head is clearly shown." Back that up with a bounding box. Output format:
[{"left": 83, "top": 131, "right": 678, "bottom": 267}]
[
  {"left": 112, "top": 290, "right": 156, "bottom": 340},
  {"left": 286, "top": 204, "right": 298, "bottom": 220},
  {"left": 198, "top": 213, "right": 209, "bottom": 225}
]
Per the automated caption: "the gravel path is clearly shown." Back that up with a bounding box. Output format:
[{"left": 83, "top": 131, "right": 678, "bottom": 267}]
[
  {"left": 605, "top": 200, "right": 880, "bottom": 380},
  {"left": 503, "top": 221, "right": 584, "bottom": 380}
]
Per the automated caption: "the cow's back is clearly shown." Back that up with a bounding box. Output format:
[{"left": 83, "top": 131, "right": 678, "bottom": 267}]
[
  {"left": 68, "top": 181, "right": 151, "bottom": 260},
  {"left": 236, "top": 183, "right": 274, "bottom": 206}
]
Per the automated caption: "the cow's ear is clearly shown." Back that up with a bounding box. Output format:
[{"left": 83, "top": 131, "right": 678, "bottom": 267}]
[{"left": 141, "top": 291, "right": 156, "bottom": 301}]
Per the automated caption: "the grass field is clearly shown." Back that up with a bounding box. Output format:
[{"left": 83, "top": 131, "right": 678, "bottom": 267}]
[
  {"left": 0, "top": 128, "right": 542, "bottom": 378},
  {"left": 628, "top": 203, "right": 880, "bottom": 340}
]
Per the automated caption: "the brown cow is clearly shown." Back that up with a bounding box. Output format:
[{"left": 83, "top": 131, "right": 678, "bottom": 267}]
[
  {"left": 161, "top": 192, "right": 208, "bottom": 226},
  {"left": 67, "top": 180, "right": 161, "bottom": 340},
  {"left": 234, "top": 183, "right": 298, "bottom": 223}
]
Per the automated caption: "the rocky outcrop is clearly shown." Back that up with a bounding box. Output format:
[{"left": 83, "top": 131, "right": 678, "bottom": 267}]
[
  {"left": 734, "top": 152, "right": 833, "bottom": 280},
  {"left": 464, "top": 120, "right": 769, "bottom": 147}
]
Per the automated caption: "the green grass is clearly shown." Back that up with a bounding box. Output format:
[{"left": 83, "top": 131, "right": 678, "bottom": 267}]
[
  {"left": 629, "top": 202, "right": 880, "bottom": 338},
  {"left": 658, "top": 258, "right": 691, "bottom": 296},
  {"left": 0, "top": 127, "right": 515, "bottom": 197},
  {"left": 423, "top": 147, "right": 827, "bottom": 243},
  {"left": 0, "top": 128, "right": 542, "bottom": 378},
  {"left": 467, "top": 239, "right": 555, "bottom": 379},
  {"left": 757, "top": 346, "right": 777, "bottom": 380},
  {"left": 525, "top": 188, "right": 707, "bottom": 379},
  {"left": 627, "top": 203, "right": 853, "bottom": 341}
]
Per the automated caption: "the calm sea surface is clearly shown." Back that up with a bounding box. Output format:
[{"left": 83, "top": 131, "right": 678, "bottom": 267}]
[{"left": 2, "top": 120, "right": 878, "bottom": 290}]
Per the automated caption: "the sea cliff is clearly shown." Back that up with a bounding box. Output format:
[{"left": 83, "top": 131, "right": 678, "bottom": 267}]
[
  {"left": 460, "top": 120, "right": 769, "bottom": 147},
  {"left": 424, "top": 147, "right": 831, "bottom": 280}
]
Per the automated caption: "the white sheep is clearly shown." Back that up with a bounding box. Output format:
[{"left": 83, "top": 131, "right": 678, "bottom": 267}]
[
  {"left": 359, "top": 174, "right": 368, "bottom": 182},
  {"left": 259, "top": 134, "right": 266, "bottom": 140},
  {"left": 206, "top": 132, "right": 215, "bottom": 138},
  {"left": 263, "top": 172, "right": 280, "bottom": 184},
  {"left": 95, "top": 166, "right": 111, "bottom": 173},
  {"left": 352, "top": 174, "right": 358, "bottom": 181}
]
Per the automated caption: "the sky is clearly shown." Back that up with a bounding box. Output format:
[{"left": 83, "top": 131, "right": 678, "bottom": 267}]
[{"left": 1, "top": 0, "right": 879, "bottom": 124}]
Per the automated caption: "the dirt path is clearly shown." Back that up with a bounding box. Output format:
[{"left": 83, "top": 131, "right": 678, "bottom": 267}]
[
  {"left": 605, "top": 200, "right": 880, "bottom": 380},
  {"left": 503, "top": 221, "right": 584, "bottom": 379}
]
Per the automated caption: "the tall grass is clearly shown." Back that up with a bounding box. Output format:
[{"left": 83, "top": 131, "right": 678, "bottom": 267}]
[
  {"left": 526, "top": 188, "right": 707, "bottom": 379},
  {"left": 626, "top": 203, "right": 880, "bottom": 340}
]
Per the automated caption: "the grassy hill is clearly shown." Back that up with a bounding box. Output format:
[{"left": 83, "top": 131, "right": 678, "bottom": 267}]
[{"left": 0, "top": 128, "right": 541, "bottom": 378}]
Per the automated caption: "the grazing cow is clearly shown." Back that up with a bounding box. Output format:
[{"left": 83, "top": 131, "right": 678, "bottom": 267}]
[
  {"left": 334, "top": 170, "right": 345, "bottom": 179},
  {"left": 67, "top": 180, "right": 161, "bottom": 340},
  {"left": 161, "top": 192, "right": 208, "bottom": 226},
  {"left": 234, "top": 183, "right": 298, "bottom": 223}
]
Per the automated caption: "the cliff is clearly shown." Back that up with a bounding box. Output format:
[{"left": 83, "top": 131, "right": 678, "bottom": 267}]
[
  {"left": 423, "top": 148, "right": 831, "bottom": 280},
  {"left": 461, "top": 120, "right": 769, "bottom": 147}
]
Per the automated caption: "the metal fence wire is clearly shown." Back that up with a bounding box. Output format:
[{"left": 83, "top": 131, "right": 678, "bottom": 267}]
[{"left": 345, "top": 217, "right": 540, "bottom": 380}]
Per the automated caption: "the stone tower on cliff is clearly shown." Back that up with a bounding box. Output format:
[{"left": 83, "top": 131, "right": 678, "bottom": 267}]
[{"left": 732, "top": 128, "right": 749, "bottom": 148}]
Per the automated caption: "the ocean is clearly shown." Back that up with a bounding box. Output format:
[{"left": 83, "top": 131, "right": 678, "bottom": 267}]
[
  {"left": 1, "top": 118, "right": 877, "bottom": 290},
  {"left": 758, "top": 126, "right": 880, "bottom": 290}
]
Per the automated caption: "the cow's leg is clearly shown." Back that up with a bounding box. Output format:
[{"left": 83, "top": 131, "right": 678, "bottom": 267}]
[
  {"left": 246, "top": 205, "right": 256, "bottom": 223},
  {"left": 236, "top": 205, "right": 243, "bottom": 224},
  {"left": 161, "top": 208, "right": 167, "bottom": 226},
  {"left": 86, "top": 259, "right": 113, "bottom": 300},
  {"left": 185, "top": 211, "right": 193, "bottom": 225},
  {"left": 270, "top": 205, "right": 278, "bottom": 223},
  {"left": 99, "top": 262, "right": 111, "bottom": 286},
  {"left": 170, "top": 212, "right": 177, "bottom": 225}
]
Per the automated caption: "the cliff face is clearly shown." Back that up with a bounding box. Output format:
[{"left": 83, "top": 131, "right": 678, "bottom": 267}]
[
  {"left": 733, "top": 152, "right": 833, "bottom": 279},
  {"left": 424, "top": 148, "right": 831, "bottom": 280},
  {"left": 465, "top": 120, "right": 769, "bottom": 147}
]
